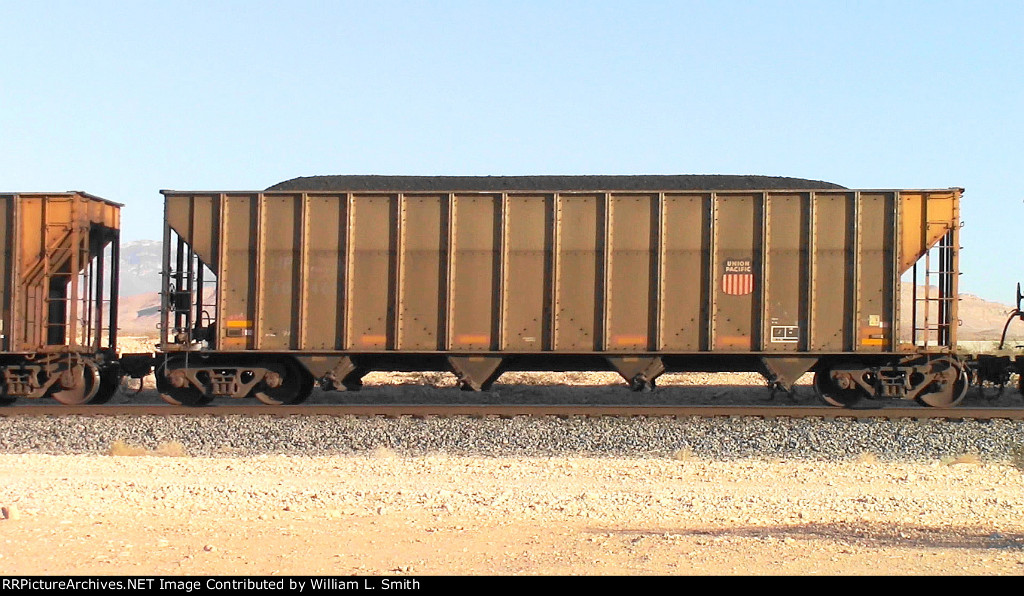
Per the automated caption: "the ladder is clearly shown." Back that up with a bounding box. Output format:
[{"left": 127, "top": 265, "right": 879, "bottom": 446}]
[{"left": 911, "top": 228, "right": 957, "bottom": 348}]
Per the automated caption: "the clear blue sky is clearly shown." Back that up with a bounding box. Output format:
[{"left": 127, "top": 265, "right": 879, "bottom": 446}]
[{"left": 2, "top": 1, "right": 1021, "bottom": 302}]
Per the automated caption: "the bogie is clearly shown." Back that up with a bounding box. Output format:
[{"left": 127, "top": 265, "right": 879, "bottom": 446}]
[
  {"left": 813, "top": 356, "right": 969, "bottom": 409},
  {"left": 156, "top": 356, "right": 313, "bottom": 407}
]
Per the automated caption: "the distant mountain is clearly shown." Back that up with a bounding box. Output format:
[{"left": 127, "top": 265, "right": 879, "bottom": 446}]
[{"left": 119, "top": 240, "right": 163, "bottom": 296}]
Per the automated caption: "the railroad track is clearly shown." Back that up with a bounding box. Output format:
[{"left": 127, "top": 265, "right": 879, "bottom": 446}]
[{"left": 2, "top": 404, "right": 1024, "bottom": 420}]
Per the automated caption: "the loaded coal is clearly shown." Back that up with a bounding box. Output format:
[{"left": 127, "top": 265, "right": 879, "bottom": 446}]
[{"left": 267, "top": 174, "right": 845, "bottom": 192}]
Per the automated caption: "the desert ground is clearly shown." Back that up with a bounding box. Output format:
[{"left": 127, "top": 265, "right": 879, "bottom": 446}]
[{"left": 2, "top": 449, "right": 1024, "bottom": 576}]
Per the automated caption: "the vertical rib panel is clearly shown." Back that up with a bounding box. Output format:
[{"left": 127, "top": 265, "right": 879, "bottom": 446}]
[
  {"left": 660, "top": 193, "right": 708, "bottom": 351},
  {"left": 711, "top": 193, "right": 756, "bottom": 351},
  {"left": 450, "top": 194, "right": 499, "bottom": 351},
  {"left": 810, "top": 192, "right": 853, "bottom": 351},
  {"left": 554, "top": 194, "right": 599, "bottom": 351},
  {"left": 346, "top": 194, "right": 394, "bottom": 350},
  {"left": 299, "top": 193, "right": 344, "bottom": 352},
  {"left": 257, "top": 194, "right": 301, "bottom": 350},
  {"left": 503, "top": 194, "right": 549, "bottom": 352},
  {"left": 397, "top": 194, "right": 443, "bottom": 350},
  {"left": 219, "top": 194, "right": 257, "bottom": 350},
  {"left": 763, "top": 193, "right": 805, "bottom": 352},
  {"left": 607, "top": 193, "right": 655, "bottom": 351}
]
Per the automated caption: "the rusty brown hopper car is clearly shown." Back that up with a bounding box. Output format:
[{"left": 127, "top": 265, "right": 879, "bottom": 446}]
[
  {"left": 158, "top": 176, "right": 965, "bottom": 408},
  {"left": 0, "top": 192, "right": 122, "bottom": 404}
]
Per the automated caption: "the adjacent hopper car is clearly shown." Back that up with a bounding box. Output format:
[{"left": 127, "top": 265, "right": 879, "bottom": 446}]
[
  {"left": 154, "top": 176, "right": 968, "bottom": 407},
  {"left": 0, "top": 192, "right": 122, "bottom": 404}
]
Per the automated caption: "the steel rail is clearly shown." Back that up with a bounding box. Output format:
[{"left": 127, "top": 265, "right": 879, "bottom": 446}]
[{"left": 1, "top": 404, "right": 1023, "bottom": 420}]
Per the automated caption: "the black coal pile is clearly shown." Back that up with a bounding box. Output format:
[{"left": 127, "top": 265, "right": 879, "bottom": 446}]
[{"left": 267, "top": 174, "right": 845, "bottom": 192}]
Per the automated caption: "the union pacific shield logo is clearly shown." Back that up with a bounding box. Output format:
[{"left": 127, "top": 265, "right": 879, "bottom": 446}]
[{"left": 722, "top": 259, "right": 753, "bottom": 296}]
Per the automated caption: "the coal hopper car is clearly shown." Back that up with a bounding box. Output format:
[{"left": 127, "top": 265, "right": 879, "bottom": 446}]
[
  {"left": 155, "top": 176, "right": 965, "bottom": 407},
  {"left": 0, "top": 192, "right": 123, "bottom": 404}
]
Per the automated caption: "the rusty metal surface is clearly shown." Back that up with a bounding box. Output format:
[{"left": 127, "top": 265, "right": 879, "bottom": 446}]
[{"left": 1, "top": 403, "right": 1022, "bottom": 420}]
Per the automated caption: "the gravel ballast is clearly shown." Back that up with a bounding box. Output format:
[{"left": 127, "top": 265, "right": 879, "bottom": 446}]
[{"left": 1, "top": 414, "right": 1022, "bottom": 462}]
